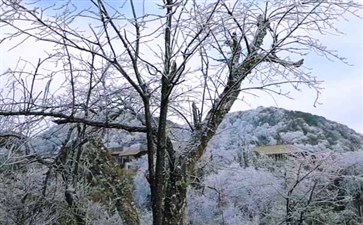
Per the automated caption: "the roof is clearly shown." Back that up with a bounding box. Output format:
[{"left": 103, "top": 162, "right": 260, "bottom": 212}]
[
  {"left": 254, "top": 145, "right": 305, "bottom": 155},
  {"left": 109, "top": 144, "right": 147, "bottom": 157}
]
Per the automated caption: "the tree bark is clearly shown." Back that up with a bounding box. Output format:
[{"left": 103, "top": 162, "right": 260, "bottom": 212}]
[
  {"left": 163, "top": 166, "right": 188, "bottom": 225},
  {"left": 163, "top": 137, "right": 188, "bottom": 225}
]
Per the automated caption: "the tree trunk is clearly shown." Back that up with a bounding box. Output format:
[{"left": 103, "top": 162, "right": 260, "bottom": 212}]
[
  {"left": 163, "top": 164, "right": 188, "bottom": 225},
  {"left": 114, "top": 198, "right": 140, "bottom": 225}
]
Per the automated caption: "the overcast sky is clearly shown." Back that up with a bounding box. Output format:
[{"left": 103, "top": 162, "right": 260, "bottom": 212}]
[{"left": 1, "top": 1, "right": 362, "bottom": 134}]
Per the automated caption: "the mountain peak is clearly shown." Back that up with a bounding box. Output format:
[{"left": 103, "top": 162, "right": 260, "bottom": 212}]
[{"left": 217, "top": 106, "right": 363, "bottom": 152}]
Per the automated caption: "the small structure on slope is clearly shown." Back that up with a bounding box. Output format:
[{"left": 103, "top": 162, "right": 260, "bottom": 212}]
[
  {"left": 254, "top": 144, "right": 306, "bottom": 160},
  {"left": 109, "top": 143, "right": 147, "bottom": 169}
]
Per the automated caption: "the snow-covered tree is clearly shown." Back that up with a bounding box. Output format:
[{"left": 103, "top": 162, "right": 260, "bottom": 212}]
[{"left": 1, "top": 0, "right": 361, "bottom": 224}]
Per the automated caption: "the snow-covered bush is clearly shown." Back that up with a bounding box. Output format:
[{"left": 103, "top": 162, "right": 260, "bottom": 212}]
[{"left": 188, "top": 165, "right": 282, "bottom": 224}]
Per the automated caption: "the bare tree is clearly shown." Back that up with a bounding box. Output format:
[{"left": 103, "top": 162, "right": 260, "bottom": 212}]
[{"left": 0, "top": 0, "right": 361, "bottom": 224}]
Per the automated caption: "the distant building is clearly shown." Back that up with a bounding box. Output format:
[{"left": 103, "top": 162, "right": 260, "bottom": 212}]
[
  {"left": 109, "top": 143, "right": 147, "bottom": 169},
  {"left": 254, "top": 144, "right": 307, "bottom": 160}
]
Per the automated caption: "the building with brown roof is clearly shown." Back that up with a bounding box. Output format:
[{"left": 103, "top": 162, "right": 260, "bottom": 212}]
[
  {"left": 254, "top": 145, "right": 307, "bottom": 160},
  {"left": 109, "top": 143, "right": 147, "bottom": 169}
]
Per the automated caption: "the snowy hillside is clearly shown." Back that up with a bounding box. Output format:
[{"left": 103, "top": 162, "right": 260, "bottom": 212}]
[
  {"left": 211, "top": 106, "right": 361, "bottom": 152},
  {"left": 6, "top": 106, "right": 362, "bottom": 225},
  {"left": 223, "top": 106, "right": 362, "bottom": 150},
  {"left": 187, "top": 107, "right": 363, "bottom": 225},
  {"left": 29, "top": 106, "right": 363, "bottom": 155},
  {"left": 131, "top": 107, "right": 363, "bottom": 224}
]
